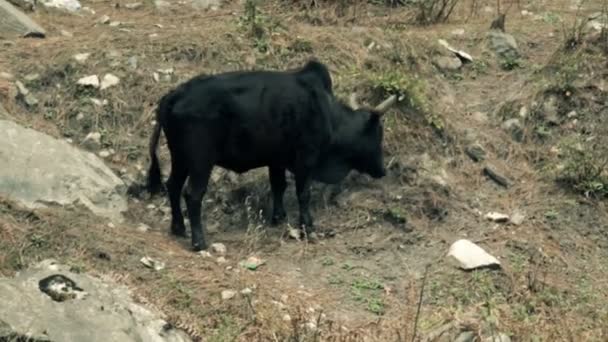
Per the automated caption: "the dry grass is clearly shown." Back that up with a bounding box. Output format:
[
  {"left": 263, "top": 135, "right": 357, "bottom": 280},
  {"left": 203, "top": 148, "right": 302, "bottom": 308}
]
[{"left": 2, "top": 0, "right": 608, "bottom": 341}]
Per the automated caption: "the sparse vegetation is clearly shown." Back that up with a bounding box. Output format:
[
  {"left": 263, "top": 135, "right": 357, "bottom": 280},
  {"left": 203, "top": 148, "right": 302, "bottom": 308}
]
[{"left": 2, "top": 0, "right": 608, "bottom": 341}]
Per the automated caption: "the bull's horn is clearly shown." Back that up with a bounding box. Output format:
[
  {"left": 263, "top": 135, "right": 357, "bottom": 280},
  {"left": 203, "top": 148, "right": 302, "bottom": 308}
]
[
  {"left": 349, "top": 93, "right": 361, "bottom": 110},
  {"left": 374, "top": 94, "right": 398, "bottom": 114}
]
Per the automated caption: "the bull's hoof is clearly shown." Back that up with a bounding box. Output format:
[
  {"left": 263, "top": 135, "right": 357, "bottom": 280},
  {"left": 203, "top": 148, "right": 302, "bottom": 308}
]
[
  {"left": 170, "top": 223, "right": 187, "bottom": 237},
  {"left": 271, "top": 212, "right": 287, "bottom": 225},
  {"left": 192, "top": 242, "right": 207, "bottom": 252}
]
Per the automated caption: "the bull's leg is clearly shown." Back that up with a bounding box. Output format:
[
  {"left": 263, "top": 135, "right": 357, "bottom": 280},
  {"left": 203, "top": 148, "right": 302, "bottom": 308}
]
[
  {"left": 295, "top": 173, "right": 314, "bottom": 234},
  {"left": 269, "top": 166, "right": 287, "bottom": 225},
  {"left": 184, "top": 167, "right": 213, "bottom": 251},
  {"left": 166, "top": 160, "right": 188, "bottom": 237}
]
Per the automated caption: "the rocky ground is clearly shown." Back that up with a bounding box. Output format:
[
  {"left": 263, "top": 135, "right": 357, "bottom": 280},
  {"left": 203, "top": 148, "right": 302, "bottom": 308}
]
[{"left": 1, "top": 0, "right": 608, "bottom": 341}]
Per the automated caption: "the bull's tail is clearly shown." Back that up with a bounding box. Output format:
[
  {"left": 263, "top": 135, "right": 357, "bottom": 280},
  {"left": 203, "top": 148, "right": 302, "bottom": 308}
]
[{"left": 146, "top": 118, "right": 163, "bottom": 195}]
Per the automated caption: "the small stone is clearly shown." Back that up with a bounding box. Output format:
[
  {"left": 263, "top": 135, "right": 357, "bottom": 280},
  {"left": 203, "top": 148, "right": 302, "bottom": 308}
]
[
  {"left": 41, "top": 0, "right": 82, "bottom": 12},
  {"left": 73, "top": 53, "right": 90, "bottom": 63},
  {"left": 510, "top": 211, "right": 525, "bottom": 225},
  {"left": 483, "top": 333, "right": 511, "bottom": 342},
  {"left": 127, "top": 56, "right": 138, "bottom": 69},
  {"left": 280, "top": 294, "right": 289, "bottom": 303},
  {"left": 140, "top": 256, "right": 165, "bottom": 271},
  {"left": 451, "top": 28, "right": 465, "bottom": 36},
  {"left": 81, "top": 132, "right": 102, "bottom": 150},
  {"left": 288, "top": 227, "right": 301, "bottom": 240},
  {"left": 61, "top": 30, "right": 73, "bottom": 37},
  {"left": 107, "top": 222, "right": 115, "bottom": 228},
  {"left": 471, "top": 111, "right": 488, "bottom": 123},
  {"left": 221, "top": 290, "right": 236, "bottom": 300},
  {"left": 455, "top": 331, "right": 476, "bottom": 342},
  {"left": 282, "top": 314, "right": 291, "bottom": 321},
  {"left": 99, "top": 150, "right": 111, "bottom": 158},
  {"left": 240, "top": 288, "right": 252, "bottom": 295},
  {"left": 485, "top": 212, "right": 509, "bottom": 222},
  {"left": 211, "top": 243, "right": 226, "bottom": 256},
  {"left": 567, "top": 110, "right": 577, "bottom": 118},
  {"left": 152, "top": 72, "right": 160, "bottom": 82},
  {"left": 98, "top": 15, "right": 110, "bottom": 24},
  {"left": 125, "top": 2, "right": 143, "bottom": 9},
  {"left": 24, "top": 73, "right": 39, "bottom": 82},
  {"left": 0, "top": 72, "right": 14, "bottom": 80},
  {"left": 465, "top": 144, "right": 486, "bottom": 162},
  {"left": 100, "top": 74, "right": 120, "bottom": 90},
  {"left": 447, "top": 239, "right": 501, "bottom": 270},
  {"left": 146, "top": 204, "right": 156, "bottom": 210},
  {"left": 519, "top": 106, "right": 528, "bottom": 118},
  {"left": 77, "top": 75, "right": 100, "bottom": 88},
  {"left": 434, "top": 56, "right": 463, "bottom": 71},
  {"left": 199, "top": 251, "right": 212, "bottom": 258},
  {"left": 89, "top": 98, "right": 106, "bottom": 107},
  {"left": 216, "top": 257, "right": 227, "bottom": 264},
  {"left": 109, "top": 21, "right": 121, "bottom": 27},
  {"left": 136, "top": 223, "right": 150, "bottom": 232}
]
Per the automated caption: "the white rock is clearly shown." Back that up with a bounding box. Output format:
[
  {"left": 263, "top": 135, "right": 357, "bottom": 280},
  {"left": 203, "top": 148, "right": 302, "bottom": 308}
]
[
  {"left": 98, "top": 15, "right": 110, "bottom": 24},
  {"left": 216, "top": 257, "right": 227, "bottom": 264},
  {"left": 40, "top": 0, "right": 82, "bottom": 12},
  {"left": 485, "top": 212, "right": 509, "bottom": 222},
  {"left": 77, "top": 75, "right": 99, "bottom": 88},
  {"left": 282, "top": 314, "right": 291, "bottom": 321},
  {"left": 210, "top": 243, "right": 226, "bottom": 255},
  {"left": 221, "top": 290, "right": 236, "bottom": 300},
  {"left": 109, "top": 21, "right": 120, "bottom": 27},
  {"left": 140, "top": 256, "right": 165, "bottom": 271},
  {"left": 73, "top": 53, "right": 90, "bottom": 63},
  {"left": 61, "top": 30, "right": 73, "bottom": 37},
  {"left": 199, "top": 251, "right": 212, "bottom": 258},
  {"left": 0, "top": 119, "right": 126, "bottom": 222},
  {"left": 98, "top": 150, "right": 111, "bottom": 158},
  {"left": 136, "top": 223, "right": 150, "bottom": 232},
  {"left": 240, "top": 288, "right": 252, "bottom": 295},
  {"left": 451, "top": 28, "right": 465, "bottom": 36},
  {"left": 510, "top": 211, "right": 525, "bottom": 225},
  {"left": 81, "top": 132, "right": 101, "bottom": 150},
  {"left": 89, "top": 98, "right": 106, "bottom": 107},
  {"left": 438, "top": 39, "right": 473, "bottom": 62},
  {"left": 288, "top": 227, "right": 301, "bottom": 240},
  {"left": 125, "top": 2, "right": 143, "bottom": 9},
  {"left": 0, "top": 72, "right": 14, "bottom": 80},
  {"left": 447, "top": 239, "right": 501, "bottom": 270},
  {"left": 100, "top": 74, "right": 120, "bottom": 90}
]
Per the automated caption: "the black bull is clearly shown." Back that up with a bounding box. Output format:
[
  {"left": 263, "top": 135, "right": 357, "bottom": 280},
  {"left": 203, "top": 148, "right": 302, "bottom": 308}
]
[{"left": 146, "top": 60, "right": 397, "bottom": 251}]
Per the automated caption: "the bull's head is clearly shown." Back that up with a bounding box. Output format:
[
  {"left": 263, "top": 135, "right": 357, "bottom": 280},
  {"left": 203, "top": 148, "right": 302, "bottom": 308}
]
[{"left": 349, "top": 93, "right": 398, "bottom": 115}]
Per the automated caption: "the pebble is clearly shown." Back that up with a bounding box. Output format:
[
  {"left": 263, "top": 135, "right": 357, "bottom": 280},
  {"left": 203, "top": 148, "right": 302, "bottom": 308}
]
[
  {"left": 77, "top": 75, "right": 100, "bottom": 88},
  {"left": 73, "top": 53, "right": 90, "bottom": 63},
  {"left": 240, "top": 288, "right": 252, "bottom": 295},
  {"left": 210, "top": 243, "right": 226, "bottom": 256},
  {"left": 221, "top": 290, "right": 236, "bottom": 300},
  {"left": 136, "top": 223, "right": 150, "bottom": 232},
  {"left": 485, "top": 212, "right": 509, "bottom": 222},
  {"left": 216, "top": 257, "right": 227, "bottom": 264},
  {"left": 100, "top": 74, "right": 120, "bottom": 90}
]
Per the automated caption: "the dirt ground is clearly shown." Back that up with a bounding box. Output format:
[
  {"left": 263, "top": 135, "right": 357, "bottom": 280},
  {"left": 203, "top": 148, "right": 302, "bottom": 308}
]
[{"left": 1, "top": 0, "right": 608, "bottom": 341}]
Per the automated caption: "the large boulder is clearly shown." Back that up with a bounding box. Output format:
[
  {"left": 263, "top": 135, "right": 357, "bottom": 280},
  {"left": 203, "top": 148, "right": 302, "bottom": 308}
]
[
  {"left": 0, "top": 119, "right": 127, "bottom": 222},
  {"left": 0, "top": 0, "right": 45, "bottom": 37},
  {"left": 0, "top": 259, "right": 192, "bottom": 342}
]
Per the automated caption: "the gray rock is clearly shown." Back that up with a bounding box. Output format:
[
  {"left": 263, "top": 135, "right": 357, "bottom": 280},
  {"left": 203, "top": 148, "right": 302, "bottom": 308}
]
[
  {"left": 0, "top": 259, "right": 191, "bottom": 342},
  {"left": 14, "top": 80, "right": 38, "bottom": 107},
  {"left": 484, "top": 333, "right": 511, "bottom": 342},
  {"left": 434, "top": 56, "right": 463, "bottom": 71},
  {"left": 487, "top": 31, "right": 520, "bottom": 60},
  {"left": 455, "top": 331, "right": 476, "bottom": 342},
  {"left": 0, "top": 0, "right": 45, "bottom": 37},
  {"left": 40, "top": 0, "right": 81, "bottom": 12},
  {"left": 0, "top": 119, "right": 127, "bottom": 222},
  {"left": 81, "top": 131, "right": 102, "bottom": 150},
  {"left": 465, "top": 144, "right": 486, "bottom": 162}
]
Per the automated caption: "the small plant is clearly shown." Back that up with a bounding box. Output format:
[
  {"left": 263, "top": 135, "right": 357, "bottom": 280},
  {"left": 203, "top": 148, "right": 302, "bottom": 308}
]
[
  {"left": 351, "top": 277, "right": 386, "bottom": 315},
  {"left": 500, "top": 56, "right": 522, "bottom": 71},
  {"left": 368, "top": 70, "right": 443, "bottom": 132},
  {"left": 321, "top": 257, "right": 335, "bottom": 266},
  {"left": 555, "top": 138, "right": 608, "bottom": 197}
]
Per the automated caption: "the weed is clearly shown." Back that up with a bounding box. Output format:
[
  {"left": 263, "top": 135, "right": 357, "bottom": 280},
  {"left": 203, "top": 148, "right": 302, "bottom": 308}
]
[
  {"left": 341, "top": 262, "right": 354, "bottom": 271},
  {"left": 350, "top": 276, "right": 386, "bottom": 315},
  {"left": 555, "top": 138, "right": 608, "bottom": 197},
  {"left": 321, "top": 257, "right": 335, "bottom": 266},
  {"left": 367, "top": 69, "right": 444, "bottom": 132},
  {"left": 500, "top": 56, "right": 522, "bottom": 71}
]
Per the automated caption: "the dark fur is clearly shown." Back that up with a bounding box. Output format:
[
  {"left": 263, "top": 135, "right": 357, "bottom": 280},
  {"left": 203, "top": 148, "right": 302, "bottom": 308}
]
[{"left": 147, "top": 60, "right": 387, "bottom": 251}]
